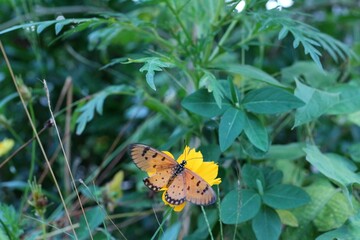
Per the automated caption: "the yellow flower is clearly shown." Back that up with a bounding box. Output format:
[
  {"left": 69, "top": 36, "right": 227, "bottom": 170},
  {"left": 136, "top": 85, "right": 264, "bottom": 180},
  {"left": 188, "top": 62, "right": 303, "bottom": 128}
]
[
  {"left": 159, "top": 146, "right": 221, "bottom": 212},
  {"left": 0, "top": 138, "right": 15, "bottom": 157}
]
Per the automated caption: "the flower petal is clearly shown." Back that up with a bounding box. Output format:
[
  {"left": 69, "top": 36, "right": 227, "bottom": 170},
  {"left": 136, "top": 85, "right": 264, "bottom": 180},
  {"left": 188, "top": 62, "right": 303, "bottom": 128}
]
[
  {"left": 195, "top": 161, "right": 222, "bottom": 186},
  {"left": 162, "top": 151, "right": 175, "bottom": 160},
  {"left": 178, "top": 146, "right": 203, "bottom": 172}
]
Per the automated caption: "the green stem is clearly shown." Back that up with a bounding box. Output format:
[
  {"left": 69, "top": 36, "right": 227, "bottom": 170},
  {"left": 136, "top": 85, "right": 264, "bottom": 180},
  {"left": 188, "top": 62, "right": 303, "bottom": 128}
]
[
  {"left": 208, "top": 19, "right": 238, "bottom": 62},
  {"left": 217, "top": 185, "right": 224, "bottom": 240},
  {"left": 151, "top": 207, "right": 173, "bottom": 240},
  {"left": 201, "top": 206, "right": 214, "bottom": 240}
]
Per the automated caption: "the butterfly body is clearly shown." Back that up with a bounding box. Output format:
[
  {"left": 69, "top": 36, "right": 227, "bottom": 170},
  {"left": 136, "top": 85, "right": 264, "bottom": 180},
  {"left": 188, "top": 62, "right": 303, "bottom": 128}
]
[{"left": 129, "top": 144, "right": 216, "bottom": 206}]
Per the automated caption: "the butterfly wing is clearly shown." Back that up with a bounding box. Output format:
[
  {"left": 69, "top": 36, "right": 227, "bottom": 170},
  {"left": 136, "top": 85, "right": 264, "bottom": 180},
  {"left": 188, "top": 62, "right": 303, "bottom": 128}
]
[
  {"left": 143, "top": 168, "right": 174, "bottom": 192},
  {"left": 164, "top": 173, "right": 186, "bottom": 205},
  {"left": 184, "top": 169, "right": 216, "bottom": 205},
  {"left": 128, "top": 144, "right": 177, "bottom": 173}
]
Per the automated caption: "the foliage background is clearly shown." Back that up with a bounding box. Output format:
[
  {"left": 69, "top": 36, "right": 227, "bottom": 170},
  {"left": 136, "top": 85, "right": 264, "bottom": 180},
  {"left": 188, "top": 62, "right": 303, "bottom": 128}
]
[{"left": 0, "top": 0, "right": 360, "bottom": 239}]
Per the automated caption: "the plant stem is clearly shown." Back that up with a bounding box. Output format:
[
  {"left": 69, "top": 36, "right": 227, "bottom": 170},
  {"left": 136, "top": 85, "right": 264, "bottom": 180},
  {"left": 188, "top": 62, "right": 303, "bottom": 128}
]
[{"left": 201, "top": 206, "right": 214, "bottom": 240}]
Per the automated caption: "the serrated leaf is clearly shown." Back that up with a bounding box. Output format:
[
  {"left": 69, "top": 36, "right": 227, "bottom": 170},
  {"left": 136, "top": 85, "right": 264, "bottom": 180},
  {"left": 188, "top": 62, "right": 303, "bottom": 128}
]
[
  {"left": 137, "top": 57, "right": 174, "bottom": 91},
  {"left": 294, "top": 80, "right": 340, "bottom": 127},
  {"left": 221, "top": 189, "right": 261, "bottom": 224},
  {"left": 327, "top": 85, "right": 360, "bottom": 114},
  {"left": 278, "top": 26, "right": 289, "bottom": 40},
  {"left": 263, "top": 184, "right": 310, "bottom": 209},
  {"left": 75, "top": 85, "right": 134, "bottom": 135},
  {"left": 243, "top": 87, "right": 304, "bottom": 114},
  {"left": 244, "top": 113, "right": 269, "bottom": 152},
  {"left": 252, "top": 207, "right": 281, "bottom": 240},
  {"left": 215, "top": 64, "right": 286, "bottom": 88},
  {"left": 304, "top": 145, "right": 360, "bottom": 188},
  {"left": 219, "top": 107, "right": 245, "bottom": 151},
  {"left": 181, "top": 89, "right": 231, "bottom": 118}
]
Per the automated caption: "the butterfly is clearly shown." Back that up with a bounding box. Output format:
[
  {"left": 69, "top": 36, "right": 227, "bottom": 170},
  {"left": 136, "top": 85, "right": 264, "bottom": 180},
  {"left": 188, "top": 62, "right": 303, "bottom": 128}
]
[{"left": 128, "top": 144, "right": 216, "bottom": 206}]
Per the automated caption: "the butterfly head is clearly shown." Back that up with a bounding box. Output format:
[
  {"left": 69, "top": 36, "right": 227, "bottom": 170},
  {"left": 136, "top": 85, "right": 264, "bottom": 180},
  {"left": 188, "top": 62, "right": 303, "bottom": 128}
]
[{"left": 180, "top": 160, "right": 187, "bottom": 167}]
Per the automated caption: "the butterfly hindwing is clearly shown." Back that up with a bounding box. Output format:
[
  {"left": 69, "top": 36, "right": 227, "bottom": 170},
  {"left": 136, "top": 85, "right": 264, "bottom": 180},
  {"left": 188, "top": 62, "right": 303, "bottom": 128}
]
[
  {"left": 184, "top": 169, "right": 216, "bottom": 205},
  {"left": 164, "top": 173, "right": 186, "bottom": 205},
  {"left": 143, "top": 168, "right": 173, "bottom": 192},
  {"left": 129, "top": 144, "right": 177, "bottom": 173}
]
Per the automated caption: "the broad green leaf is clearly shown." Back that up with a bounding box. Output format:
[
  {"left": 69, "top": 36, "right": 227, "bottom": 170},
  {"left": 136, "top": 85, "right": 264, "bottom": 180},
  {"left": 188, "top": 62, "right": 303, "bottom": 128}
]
[
  {"left": 304, "top": 145, "right": 360, "bottom": 188},
  {"left": 244, "top": 114, "right": 269, "bottom": 152},
  {"left": 136, "top": 57, "right": 174, "bottom": 90},
  {"left": 277, "top": 210, "right": 299, "bottom": 227},
  {"left": 316, "top": 211, "right": 360, "bottom": 240},
  {"left": 263, "top": 168, "right": 283, "bottom": 189},
  {"left": 221, "top": 189, "right": 261, "bottom": 224},
  {"left": 281, "top": 61, "right": 337, "bottom": 88},
  {"left": 216, "top": 64, "right": 286, "bottom": 87},
  {"left": 181, "top": 89, "right": 231, "bottom": 118},
  {"left": 266, "top": 143, "right": 306, "bottom": 161},
  {"left": 285, "top": 180, "right": 349, "bottom": 239},
  {"left": 199, "top": 72, "right": 225, "bottom": 108},
  {"left": 327, "top": 85, "right": 360, "bottom": 114},
  {"left": 263, "top": 184, "right": 310, "bottom": 209},
  {"left": 294, "top": 80, "right": 340, "bottom": 127},
  {"left": 348, "top": 143, "right": 360, "bottom": 163},
  {"left": 252, "top": 207, "right": 281, "bottom": 240},
  {"left": 242, "top": 164, "right": 265, "bottom": 190},
  {"left": 242, "top": 87, "right": 304, "bottom": 114},
  {"left": 241, "top": 136, "right": 268, "bottom": 160},
  {"left": 314, "top": 191, "right": 353, "bottom": 231},
  {"left": 219, "top": 107, "right": 245, "bottom": 151},
  {"left": 76, "top": 206, "right": 106, "bottom": 240},
  {"left": 199, "top": 144, "right": 221, "bottom": 163},
  {"left": 75, "top": 85, "right": 134, "bottom": 135},
  {"left": 160, "top": 222, "right": 181, "bottom": 240}
]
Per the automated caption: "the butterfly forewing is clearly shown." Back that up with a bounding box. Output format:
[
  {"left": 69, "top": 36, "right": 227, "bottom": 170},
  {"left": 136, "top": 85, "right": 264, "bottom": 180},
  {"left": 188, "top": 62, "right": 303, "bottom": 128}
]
[
  {"left": 184, "top": 169, "right": 216, "bottom": 205},
  {"left": 164, "top": 173, "right": 186, "bottom": 205},
  {"left": 129, "top": 144, "right": 177, "bottom": 173}
]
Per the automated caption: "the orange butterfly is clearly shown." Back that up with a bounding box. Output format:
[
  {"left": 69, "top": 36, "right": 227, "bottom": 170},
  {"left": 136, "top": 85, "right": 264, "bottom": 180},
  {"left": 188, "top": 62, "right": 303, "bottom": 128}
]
[{"left": 129, "top": 144, "right": 216, "bottom": 206}]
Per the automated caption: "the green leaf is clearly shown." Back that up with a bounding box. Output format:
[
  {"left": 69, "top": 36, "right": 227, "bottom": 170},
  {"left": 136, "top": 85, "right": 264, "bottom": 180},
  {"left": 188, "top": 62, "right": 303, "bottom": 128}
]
[
  {"left": 277, "top": 210, "right": 299, "bottom": 227},
  {"left": 263, "top": 184, "right": 310, "bottom": 209},
  {"left": 181, "top": 89, "right": 231, "bottom": 118},
  {"left": 135, "top": 57, "right": 174, "bottom": 90},
  {"left": 244, "top": 113, "right": 269, "bottom": 152},
  {"left": 221, "top": 189, "right": 261, "bottom": 224},
  {"left": 294, "top": 80, "right": 340, "bottom": 127},
  {"left": 199, "top": 72, "right": 225, "bottom": 108},
  {"left": 263, "top": 168, "right": 283, "bottom": 189},
  {"left": 266, "top": 143, "right": 306, "bottom": 161},
  {"left": 304, "top": 145, "right": 360, "bottom": 188},
  {"left": 219, "top": 107, "right": 245, "bottom": 151},
  {"left": 243, "top": 87, "right": 304, "bottom": 114},
  {"left": 314, "top": 191, "right": 353, "bottom": 231},
  {"left": 242, "top": 164, "right": 265, "bottom": 190},
  {"left": 327, "top": 85, "right": 360, "bottom": 114},
  {"left": 76, "top": 206, "right": 106, "bottom": 240},
  {"left": 281, "top": 62, "right": 337, "bottom": 88},
  {"left": 75, "top": 85, "right": 134, "bottom": 135},
  {"left": 0, "top": 204, "right": 23, "bottom": 239},
  {"left": 348, "top": 143, "right": 360, "bottom": 163},
  {"left": 252, "top": 207, "right": 281, "bottom": 240},
  {"left": 216, "top": 64, "right": 286, "bottom": 88},
  {"left": 160, "top": 222, "right": 181, "bottom": 240},
  {"left": 286, "top": 180, "right": 354, "bottom": 239},
  {"left": 316, "top": 211, "right": 360, "bottom": 240}
]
